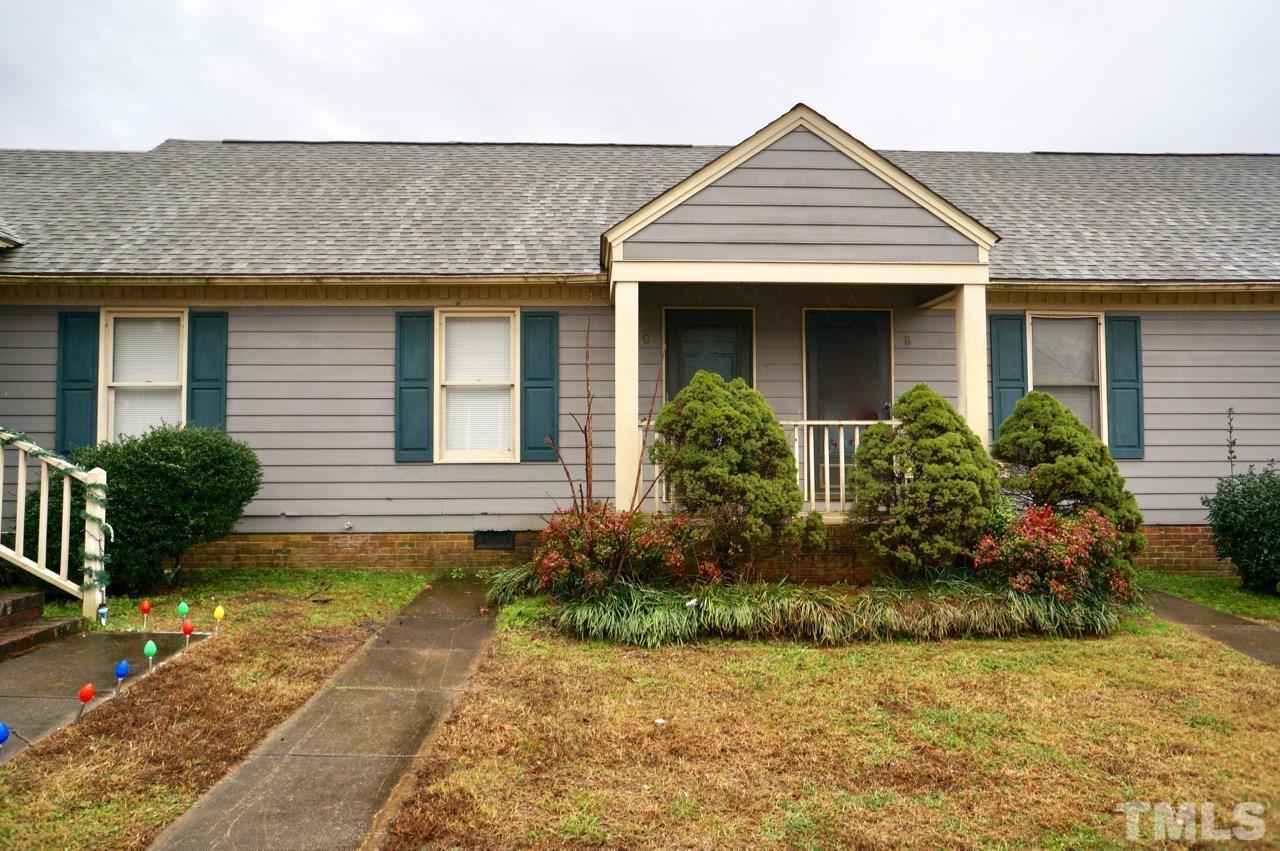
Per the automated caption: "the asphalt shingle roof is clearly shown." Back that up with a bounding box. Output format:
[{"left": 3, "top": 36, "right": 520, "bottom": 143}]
[{"left": 0, "top": 139, "right": 1277, "bottom": 281}]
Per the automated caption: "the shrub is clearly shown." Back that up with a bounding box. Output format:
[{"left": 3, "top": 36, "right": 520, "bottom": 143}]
[
  {"left": 24, "top": 426, "right": 262, "bottom": 594},
  {"left": 1203, "top": 463, "right": 1280, "bottom": 595},
  {"left": 973, "top": 506, "right": 1133, "bottom": 603},
  {"left": 649, "top": 371, "right": 823, "bottom": 575},
  {"left": 848, "top": 383, "right": 1000, "bottom": 576},
  {"left": 991, "top": 391, "right": 1146, "bottom": 574},
  {"left": 529, "top": 500, "right": 706, "bottom": 599}
]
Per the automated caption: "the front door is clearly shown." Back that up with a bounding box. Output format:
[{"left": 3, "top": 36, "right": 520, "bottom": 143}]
[
  {"left": 805, "top": 310, "right": 892, "bottom": 422},
  {"left": 665, "top": 309, "right": 753, "bottom": 399}
]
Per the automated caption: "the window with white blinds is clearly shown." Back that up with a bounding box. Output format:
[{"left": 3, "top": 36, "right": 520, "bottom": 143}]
[
  {"left": 1030, "top": 315, "right": 1102, "bottom": 434},
  {"left": 438, "top": 311, "right": 518, "bottom": 460},
  {"left": 104, "top": 313, "right": 187, "bottom": 440}
]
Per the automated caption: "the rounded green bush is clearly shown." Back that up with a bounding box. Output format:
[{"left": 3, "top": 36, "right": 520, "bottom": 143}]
[
  {"left": 848, "top": 383, "right": 1000, "bottom": 576},
  {"left": 24, "top": 425, "right": 262, "bottom": 594},
  {"left": 991, "top": 391, "right": 1146, "bottom": 573},
  {"left": 649, "top": 371, "right": 823, "bottom": 574},
  {"left": 1203, "top": 463, "right": 1280, "bottom": 594}
]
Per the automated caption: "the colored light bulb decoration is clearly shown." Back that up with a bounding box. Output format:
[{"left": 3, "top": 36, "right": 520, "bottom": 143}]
[
  {"left": 143, "top": 639, "right": 158, "bottom": 673},
  {"left": 0, "top": 722, "right": 9, "bottom": 751},
  {"left": 213, "top": 605, "right": 225, "bottom": 635},
  {"left": 140, "top": 599, "right": 152, "bottom": 630},
  {"left": 177, "top": 601, "right": 189, "bottom": 617},
  {"left": 114, "top": 659, "right": 130, "bottom": 696},
  {"left": 76, "top": 682, "right": 95, "bottom": 722},
  {"left": 182, "top": 619, "right": 194, "bottom": 652}
]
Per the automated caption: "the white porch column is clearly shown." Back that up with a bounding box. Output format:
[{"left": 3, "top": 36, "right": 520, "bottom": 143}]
[
  {"left": 613, "top": 281, "right": 641, "bottom": 509},
  {"left": 954, "top": 283, "right": 990, "bottom": 445}
]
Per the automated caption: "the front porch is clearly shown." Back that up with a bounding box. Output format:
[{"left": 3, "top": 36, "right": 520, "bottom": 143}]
[{"left": 619, "top": 281, "right": 992, "bottom": 514}]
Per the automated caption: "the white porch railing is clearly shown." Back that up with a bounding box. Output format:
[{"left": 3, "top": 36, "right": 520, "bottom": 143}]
[
  {"left": 0, "top": 430, "right": 107, "bottom": 619},
  {"left": 641, "top": 418, "right": 891, "bottom": 515}
]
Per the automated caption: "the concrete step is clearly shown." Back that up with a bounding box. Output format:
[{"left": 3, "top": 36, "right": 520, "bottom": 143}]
[
  {"left": 0, "top": 617, "right": 83, "bottom": 662},
  {"left": 0, "top": 591, "right": 45, "bottom": 630}
]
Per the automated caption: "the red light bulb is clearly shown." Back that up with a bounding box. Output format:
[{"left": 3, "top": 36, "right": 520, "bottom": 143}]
[
  {"left": 78, "top": 682, "right": 95, "bottom": 704},
  {"left": 182, "top": 620, "right": 194, "bottom": 636},
  {"left": 139, "top": 600, "right": 152, "bottom": 615}
]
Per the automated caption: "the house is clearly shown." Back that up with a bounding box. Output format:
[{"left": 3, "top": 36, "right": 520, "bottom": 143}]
[{"left": 1, "top": 104, "right": 1276, "bottom": 576}]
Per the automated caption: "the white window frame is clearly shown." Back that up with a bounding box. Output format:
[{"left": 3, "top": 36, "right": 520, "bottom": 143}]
[
  {"left": 97, "top": 309, "right": 189, "bottom": 442},
  {"left": 1025, "top": 311, "right": 1108, "bottom": 444},
  {"left": 434, "top": 308, "right": 521, "bottom": 463}
]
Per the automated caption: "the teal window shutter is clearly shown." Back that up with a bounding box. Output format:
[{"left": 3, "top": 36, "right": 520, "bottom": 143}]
[
  {"left": 187, "top": 311, "right": 229, "bottom": 429},
  {"left": 395, "top": 311, "right": 433, "bottom": 461},
  {"left": 988, "top": 313, "right": 1027, "bottom": 440},
  {"left": 55, "top": 311, "right": 99, "bottom": 452},
  {"left": 521, "top": 311, "right": 559, "bottom": 461},
  {"left": 1106, "top": 315, "right": 1144, "bottom": 459}
]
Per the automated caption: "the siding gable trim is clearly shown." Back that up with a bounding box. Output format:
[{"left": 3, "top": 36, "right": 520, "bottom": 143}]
[{"left": 603, "top": 103, "right": 998, "bottom": 266}]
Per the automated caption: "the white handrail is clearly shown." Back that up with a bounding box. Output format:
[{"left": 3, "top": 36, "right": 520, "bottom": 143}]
[
  {"left": 640, "top": 418, "right": 892, "bottom": 515},
  {"left": 0, "top": 430, "right": 107, "bottom": 619}
]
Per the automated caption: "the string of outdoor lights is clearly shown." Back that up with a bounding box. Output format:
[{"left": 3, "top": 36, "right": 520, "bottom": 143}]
[{"left": 0, "top": 599, "right": 228, "bottom": 755}]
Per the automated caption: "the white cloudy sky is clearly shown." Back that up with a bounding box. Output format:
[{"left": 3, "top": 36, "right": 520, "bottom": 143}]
[{"left": 1, "top": 0, "right": 1277, "bottom": 152}]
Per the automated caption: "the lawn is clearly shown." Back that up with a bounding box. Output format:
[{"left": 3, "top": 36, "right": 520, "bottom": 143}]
[
  {"left": 384, "top": 599, "right": 1280, "bottom": 849},
  {"left": 0, "top": 568, "right": 430, "bottom": 850},
  {"left": 1140, "top": 570, "right": 1280, "bottom": 624}
]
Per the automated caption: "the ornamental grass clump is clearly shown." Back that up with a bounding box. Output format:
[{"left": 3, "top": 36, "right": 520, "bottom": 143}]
[
  {"left": 991, "top": 391, "right": 1145, "bottom": 574},
  {"left": 649, "top": 371, "right": 824, "bottom": 577},
  {"left": 540, "top": 575, "right": 1128, "bottom": 648},
  {"left": 847, "top": 383, "right": 1000, "bottom": 577}
]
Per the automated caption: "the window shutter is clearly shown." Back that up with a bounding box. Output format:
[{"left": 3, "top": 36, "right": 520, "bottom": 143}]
[
  {"left": 55, "top": 311, "right": 99, "bottom": 452},
  {"left": 1106, "top": 315, "right": 1144, "bottom": 459},
  {"left": 988, "top": 313, "right": 1027, "bottom": 440},
  {"left": 187, "top": 311, "right": 229, "bottom": 429},
  {"left": 395, "top": 311, "right": 433, "bottom": 461},
  {"left": 520, "top": 311, "right": 558, "bottom": 461}
]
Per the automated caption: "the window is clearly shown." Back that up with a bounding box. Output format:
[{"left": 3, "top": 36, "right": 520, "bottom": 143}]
[
  {"left": 437, "top": 310, "right": 519, "bottom": 461},
  {"left": 101, "top": 311, "right": 187, "bottom": 440},
  {"left": 1029, "top": 314, "right": 1103, "bottom": 435}
]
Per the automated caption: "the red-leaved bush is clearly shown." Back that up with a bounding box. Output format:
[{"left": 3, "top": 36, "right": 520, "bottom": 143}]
[
  {"left": 531, "top": 501, "right": 720, "bottom": 598},
  {"left": 973, "top": 506, "right": 1133, "bottom": 603}
]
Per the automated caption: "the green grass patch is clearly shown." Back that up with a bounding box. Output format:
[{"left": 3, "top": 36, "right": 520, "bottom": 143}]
[{"left": 1140, "top": 569, "right": 1280, "bottom": 623}]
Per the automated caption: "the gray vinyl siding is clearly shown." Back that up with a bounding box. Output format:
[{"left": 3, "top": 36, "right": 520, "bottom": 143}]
[
  {"left": 637, "top": 284, "right": 956, "bottom": 421},
  {"left": 0, "top": 305, "right": 612, "bottom": 533},
  {"left": 623, "top": 129, "right": 980, "bottom": 264},
  {"left": 1116, "top": 310, "right": 1280, "bottom": 525},
  {"left": 0, "top": 307, "right": 58, "bottom": 524},
  {"left": 225, "top": 307, "right": 612, "bottom": 533}
]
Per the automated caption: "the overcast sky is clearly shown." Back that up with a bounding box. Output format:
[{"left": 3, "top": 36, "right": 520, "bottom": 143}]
[{"left": 1, "top": 0, "right": 1277, "bottom": 153}]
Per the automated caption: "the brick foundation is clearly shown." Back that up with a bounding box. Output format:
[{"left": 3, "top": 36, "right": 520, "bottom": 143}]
[
  {"left": 1137, "top": 525, "right": 1235, "bottom": 577},
  {"left": 754, "top": 525, "right": 886, "bottom": 584},
  {"left": 183, "top": 532, "right": 537, "bottom": 572},
  {"left": 182, "top": 523, "right": 1234, "bottom": 580}
]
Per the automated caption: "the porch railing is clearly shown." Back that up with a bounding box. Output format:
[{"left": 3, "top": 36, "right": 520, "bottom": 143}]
[
  {"left": 641, "top": 418, "right": 891, "bottom": 515},
  {"left": 0, "top": 429, "right": 108, "bottom": 619}
]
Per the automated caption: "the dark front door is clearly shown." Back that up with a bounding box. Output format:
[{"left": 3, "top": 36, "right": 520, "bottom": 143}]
[
  {"left": 805, "top": 310, "right": 892, "bottom": 422},
  {"left": 665, "top": 309, "right": 753, "bottom": 399}
]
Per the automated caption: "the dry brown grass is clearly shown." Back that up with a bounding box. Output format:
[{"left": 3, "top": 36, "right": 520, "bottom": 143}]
[
  {"left": 384, "top": 611, "right": 1280, "bottom": 849},
  {"left": 0, "top": 569, "right": 426, "bottom": 849}
]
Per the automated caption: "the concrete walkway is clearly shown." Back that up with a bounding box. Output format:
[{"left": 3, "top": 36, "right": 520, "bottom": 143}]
[
  {"left": 150, "top": 578, "right": 493, "bottom": 851},
  {"left": 1147, "top": 590, "right": 1280, "bottom": 666},
  {"left": 0, "top": 631, "right": 196, "bottom": 762}
]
